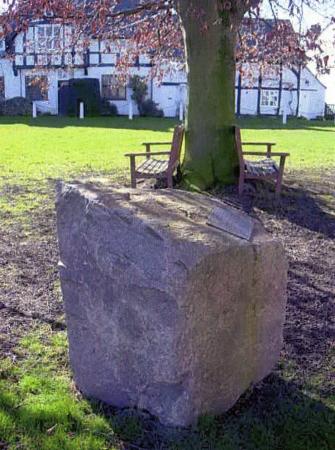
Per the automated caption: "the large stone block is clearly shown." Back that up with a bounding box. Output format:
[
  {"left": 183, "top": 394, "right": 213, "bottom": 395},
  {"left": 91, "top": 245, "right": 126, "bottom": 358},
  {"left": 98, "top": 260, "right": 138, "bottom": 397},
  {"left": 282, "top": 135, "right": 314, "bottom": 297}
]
[{"left": 56, "top": 182, "right": 287, "bottom": 427}]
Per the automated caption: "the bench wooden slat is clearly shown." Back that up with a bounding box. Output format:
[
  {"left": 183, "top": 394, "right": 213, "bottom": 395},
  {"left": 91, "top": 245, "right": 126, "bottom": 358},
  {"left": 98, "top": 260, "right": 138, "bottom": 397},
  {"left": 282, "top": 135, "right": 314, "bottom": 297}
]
[
  {"left": 126, "top": 125, "right": 185, "bottom": 188},
  {"left": 235, "top": 126, "right": 289, "bottom": 197},
  {"left": 137, "top": 159, "right": 169, "bottom": 175},
  {"left": 245, "top": 159, "right": 278, "bottom": 177}
]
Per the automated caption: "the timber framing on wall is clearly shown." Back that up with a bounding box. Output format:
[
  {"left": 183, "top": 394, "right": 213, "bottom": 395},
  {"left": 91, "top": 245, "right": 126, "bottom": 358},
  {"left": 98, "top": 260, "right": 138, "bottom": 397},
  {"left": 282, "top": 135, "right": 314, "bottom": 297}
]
[
  {"left": 277, "top": 64, "right": 283, "bottom": 116},
  {"left": 296, "top": 65, "right": 302, "bottom": 116},
  {"left": 236, "top": 72, "right": 242, "bottom": 116},
  {"left": 14, "top": 25, "right": 153, "bottom": 70},
  {"left": 257, "top": 69, "right": 262, "bottom": 115}
]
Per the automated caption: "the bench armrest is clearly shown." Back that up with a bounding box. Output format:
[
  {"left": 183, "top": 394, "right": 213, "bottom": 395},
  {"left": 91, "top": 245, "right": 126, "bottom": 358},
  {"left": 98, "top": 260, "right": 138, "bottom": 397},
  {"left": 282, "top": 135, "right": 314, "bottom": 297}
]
[
  {"left": 242, "top": 151, "right": 270, "bottom": 156},
  {"left": 242, "top": 142, "right": 276, "bottom": 146},
  {"left": 268, "top": 152, "right": 290, "bottom": 157},
  {"left": 125, "top": 151, "right": 171, "bottom": 158},
  {"left": 243, "top": 151, "right": 289, "bottom": 157},
  {"left": 142, "top": 142, "right": 171, "bottom": 146},
  {"left": 242, "top": 142, "right": 277, "bottom": 157}
]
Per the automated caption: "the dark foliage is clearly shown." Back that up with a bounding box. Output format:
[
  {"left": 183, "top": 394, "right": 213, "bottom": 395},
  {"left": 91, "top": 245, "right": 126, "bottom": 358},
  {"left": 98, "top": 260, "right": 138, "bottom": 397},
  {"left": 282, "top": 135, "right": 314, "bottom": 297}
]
[
  {"left": 140, "top": 99, "right": 164, "bottom": 118},
  {"left": 0, "top": 97, "right": 32, "bottom": 116},
  {"left": 59, "top": 78, "right": 101, "bottom": 117},
  {"left": 129, "top": 75, "right": 164, "bottom": 117},
  {"left": 100, "top": 98, "right": 118, "bottom": 116}
]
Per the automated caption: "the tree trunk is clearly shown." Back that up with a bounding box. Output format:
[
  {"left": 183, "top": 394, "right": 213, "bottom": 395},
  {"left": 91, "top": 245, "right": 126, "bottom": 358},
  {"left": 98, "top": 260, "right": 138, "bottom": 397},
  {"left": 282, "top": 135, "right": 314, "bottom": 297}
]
[{"left": 177, "top": 1, "right": 241, "bottom": 190}]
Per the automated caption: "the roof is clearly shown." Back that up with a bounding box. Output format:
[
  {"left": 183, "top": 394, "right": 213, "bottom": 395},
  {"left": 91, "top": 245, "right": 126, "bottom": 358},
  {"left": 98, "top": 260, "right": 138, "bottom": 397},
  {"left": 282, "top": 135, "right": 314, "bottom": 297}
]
[
  {"left": 305, "top": 66, "right": 327, "bottom": 89},
  {"left": 237, "top": 18, "right": 305, "bottom": 66}
]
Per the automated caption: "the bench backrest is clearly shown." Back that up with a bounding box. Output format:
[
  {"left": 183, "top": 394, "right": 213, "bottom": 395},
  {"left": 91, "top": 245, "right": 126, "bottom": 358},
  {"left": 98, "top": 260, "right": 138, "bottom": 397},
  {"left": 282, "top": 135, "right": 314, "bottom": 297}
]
[
  {"left": 168, "top": 125, "right": 185, "bottom": 170},
  {"left": 234, "top": 126, "right": 245, "bottom": 169}
]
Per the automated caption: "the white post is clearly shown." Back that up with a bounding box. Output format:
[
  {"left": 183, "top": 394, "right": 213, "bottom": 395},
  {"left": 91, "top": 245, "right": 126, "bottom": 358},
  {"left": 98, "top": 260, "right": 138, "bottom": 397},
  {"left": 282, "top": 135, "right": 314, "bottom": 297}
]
[
  {"left": 32, "top": 102, "right": 37, "bottom": 119},
  {"left": 79, "top": 102, "right": 84, "bottom": 119},
  {"left": 179, "top": 101, "right": 184, "bottom": 122},
  {"left": 282, "top": 105, "right": 287, "bottom": 125},
  {"left": 129, "top": 100, "right": 133, "bottom": 120}
]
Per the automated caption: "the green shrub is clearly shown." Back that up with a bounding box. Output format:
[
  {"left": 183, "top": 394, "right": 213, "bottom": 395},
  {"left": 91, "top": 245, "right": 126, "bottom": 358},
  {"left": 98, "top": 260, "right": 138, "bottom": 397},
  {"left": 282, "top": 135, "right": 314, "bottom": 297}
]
[
  {"left": 129, "top": 75, "right": 148, "bottom": 109},
  {"left": 0, "top": 97, "right": 32, "bottom": 116},
  {"left": 140, "top": 99, "right": 164, "bottom": 117},
  {"left": 129, "top": 75, "right": 164, "bottom": 117},
  {"left": 100, "top": 98, "right": 118, "bottom": 116}
]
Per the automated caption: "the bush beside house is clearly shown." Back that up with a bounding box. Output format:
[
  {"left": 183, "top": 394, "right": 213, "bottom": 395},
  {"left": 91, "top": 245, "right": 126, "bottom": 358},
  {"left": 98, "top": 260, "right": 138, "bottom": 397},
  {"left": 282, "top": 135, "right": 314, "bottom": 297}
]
[
  {"left": 129, "top": 75, "right": 164, "bottom": 117},
  {"left": 0, "top": 97, "right": 32, "bottom": 115},
  {"left": 100, "top": 98, "right": 118, "bottom": 116}
]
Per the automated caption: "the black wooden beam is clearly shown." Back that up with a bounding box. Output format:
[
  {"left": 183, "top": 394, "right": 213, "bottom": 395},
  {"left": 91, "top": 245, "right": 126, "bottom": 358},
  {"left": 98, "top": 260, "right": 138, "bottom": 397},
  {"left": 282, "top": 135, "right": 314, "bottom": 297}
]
[
  {"left": 257, "top": 69, "right": 262, "bottom": 115},
  {"left": 296, "top": 66, "right": 301, "bottom": 117},
  {"left": 237, "top": 72, "right": 242, "bottom": 116},
  {"left": 277, "top": 64, "right": 283, "bottom": 116}
]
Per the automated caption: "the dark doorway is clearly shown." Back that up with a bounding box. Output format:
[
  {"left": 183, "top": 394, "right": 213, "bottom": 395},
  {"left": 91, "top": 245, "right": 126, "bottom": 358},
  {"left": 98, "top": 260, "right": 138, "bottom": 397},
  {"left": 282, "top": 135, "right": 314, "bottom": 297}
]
[
  {"left": 58, "top": 81, "right": 70, "bottom": 116},
  {"left": 57, "top": 78, "right": 101, "bottom": 116}
]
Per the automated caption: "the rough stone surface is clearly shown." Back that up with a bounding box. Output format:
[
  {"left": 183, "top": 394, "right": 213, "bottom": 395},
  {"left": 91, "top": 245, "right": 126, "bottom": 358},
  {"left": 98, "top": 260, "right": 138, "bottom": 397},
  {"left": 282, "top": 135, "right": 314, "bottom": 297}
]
[{"left": 56, "top": 182, "right": 288, "bottom": 427}]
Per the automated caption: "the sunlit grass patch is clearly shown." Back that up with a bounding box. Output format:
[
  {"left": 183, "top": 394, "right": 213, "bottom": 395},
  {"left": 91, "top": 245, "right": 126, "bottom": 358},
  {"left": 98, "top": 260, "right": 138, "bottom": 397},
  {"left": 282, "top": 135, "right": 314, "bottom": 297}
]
[
  {"left": 0, "top": 116, "right": 334, "bottom": 449},
  {"left": 0, "top": 326, "right": 119, "bottom": 449},
  {"left": 0, "top": 116, "right": 334, "bottom": 227},
  {"left": 0, "top": 326, "right": 334, "bottom": 449}
]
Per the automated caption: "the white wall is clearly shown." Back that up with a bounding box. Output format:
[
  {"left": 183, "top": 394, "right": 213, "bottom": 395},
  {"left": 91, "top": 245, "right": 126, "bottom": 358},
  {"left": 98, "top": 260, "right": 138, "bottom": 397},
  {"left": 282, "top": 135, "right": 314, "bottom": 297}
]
[
  {"left": 299, "top": 68, "right": 326, "bottom": 119},
  {"left": 1, "top": 29, "right": 327, "bottom": 119},
  {"left": 151, "top": 68, "right": 187, "bottom": 117},
  {"left": 0, "top": 59, "right": 22, "bottom": 98}
]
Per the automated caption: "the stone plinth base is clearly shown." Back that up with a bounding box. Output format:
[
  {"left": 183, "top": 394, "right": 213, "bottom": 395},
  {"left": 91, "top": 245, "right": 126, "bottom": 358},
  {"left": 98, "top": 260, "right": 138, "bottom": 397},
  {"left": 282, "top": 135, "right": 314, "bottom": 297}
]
[{"left": 56, "top": 183, "right": 287, "bottom": 427}]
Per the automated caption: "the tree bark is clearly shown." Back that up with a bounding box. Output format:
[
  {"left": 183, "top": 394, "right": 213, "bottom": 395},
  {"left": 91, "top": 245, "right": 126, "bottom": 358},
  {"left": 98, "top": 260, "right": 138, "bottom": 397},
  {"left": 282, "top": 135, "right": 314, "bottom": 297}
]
[{"left": 177, "top": 1, "right": 242, "bottom": 190}]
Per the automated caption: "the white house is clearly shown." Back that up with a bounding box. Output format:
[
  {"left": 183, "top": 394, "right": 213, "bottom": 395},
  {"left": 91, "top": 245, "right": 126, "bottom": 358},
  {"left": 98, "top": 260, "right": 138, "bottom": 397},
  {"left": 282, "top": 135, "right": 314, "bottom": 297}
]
[{"left": 0, "top": 20, "right": 326, "bottom": 119}]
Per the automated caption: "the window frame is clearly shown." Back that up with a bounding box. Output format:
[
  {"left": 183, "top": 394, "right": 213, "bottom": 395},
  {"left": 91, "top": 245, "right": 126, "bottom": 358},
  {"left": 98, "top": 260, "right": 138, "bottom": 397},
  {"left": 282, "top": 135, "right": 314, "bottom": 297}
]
[
  {"left": 101, "top": 75, "right": 127, "bottom": 101},
  {"left": 25, "top": 76, "right": 48, "bottom": 101},
  {"left": 36, "top": 24, "right": 61, "bottom": 52},
  {"left": 261, "top": 89, "right": 279, "bottom": 108}
]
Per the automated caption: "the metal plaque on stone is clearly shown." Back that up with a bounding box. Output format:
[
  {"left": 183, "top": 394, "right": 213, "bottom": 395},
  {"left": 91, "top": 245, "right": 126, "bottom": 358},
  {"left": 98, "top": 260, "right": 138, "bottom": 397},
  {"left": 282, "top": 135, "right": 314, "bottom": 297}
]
[{"left": 207, "top": 206, "right": 254, "bottom": 241}]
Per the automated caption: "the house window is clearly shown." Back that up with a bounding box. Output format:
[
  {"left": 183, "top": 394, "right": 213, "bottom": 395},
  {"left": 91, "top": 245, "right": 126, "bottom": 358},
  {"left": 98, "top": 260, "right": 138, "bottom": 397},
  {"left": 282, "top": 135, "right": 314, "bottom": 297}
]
[
  {"left": 36, "top": 25, "right": 61, "bottom": 52},
  {"left": 261, "top": 90, "right": 279, "bottom": 107},
  {"left": 102, "top": 75, "right": 126, "bottom": 100},
  {"left": 0, "top": 77, "right": 5, "bottom": 99},
  {"left": 25, "top": 76, "right": 48, "bottom": 101}
]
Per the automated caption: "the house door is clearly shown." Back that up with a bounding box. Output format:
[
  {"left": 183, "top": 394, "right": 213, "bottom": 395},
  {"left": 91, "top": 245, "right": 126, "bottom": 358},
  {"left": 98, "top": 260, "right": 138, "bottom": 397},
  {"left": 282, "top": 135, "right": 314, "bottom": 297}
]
[
  {"left": 155, "top": 85, "right": 179, "bottom": 118},
  {"left": 58, "top": 81, "right": 70, "bottom": 116},
  {"left": 298, "top": 91, "right": 311, "bottom": 119}
]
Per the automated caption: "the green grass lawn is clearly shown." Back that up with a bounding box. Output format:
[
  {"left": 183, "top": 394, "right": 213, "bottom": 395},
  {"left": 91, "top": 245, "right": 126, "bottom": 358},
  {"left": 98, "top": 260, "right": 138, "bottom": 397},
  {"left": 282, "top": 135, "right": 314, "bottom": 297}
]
[
  {"left": 238, "top": 117, "right": 335, "bottom": 169},
  {"left": 1, "top": 115, "right": 334, "bottom": 218},
  {"left": 1, "top": 116, "right": 177, "bottom": 181},
  {"left": 1, "top": 116, "right": 334, "bottom": 182},
  {"left": 0, "top": 116, "right": 334, "bottom": 449}
]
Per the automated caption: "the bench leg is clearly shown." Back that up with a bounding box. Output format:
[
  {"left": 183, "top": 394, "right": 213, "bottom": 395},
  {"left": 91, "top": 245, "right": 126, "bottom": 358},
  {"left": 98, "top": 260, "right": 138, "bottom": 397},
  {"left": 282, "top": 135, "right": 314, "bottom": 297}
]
[
  {"left": 275, "top": 156, "right": 286, "bottom": 197},
  {"left": 167, "top": 172, "right": 173, "bottom": 188},
  {"left": 238, "top": 173, "right": 245, "bottom": 196},
  {"left": 131, "top": 174, "right": 137, "bottom": 189},
  {"left": 275, "top": 177, "right": 282, "bottom": 197},
  {"left": 130, "top": 156, "right": 137, "bottom": 188}
]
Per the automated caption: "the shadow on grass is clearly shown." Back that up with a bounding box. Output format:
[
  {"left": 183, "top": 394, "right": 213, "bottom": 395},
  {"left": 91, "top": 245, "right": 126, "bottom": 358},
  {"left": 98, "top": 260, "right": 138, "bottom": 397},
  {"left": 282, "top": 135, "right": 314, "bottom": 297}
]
[
  {"left": 217, "top": 176, "right": 334, "bottom": 384},
  {"left": 1, "top": 375, "right": 334, "bottom": 450},
  {"left": 1, "top": 115, "right": 334, "bottom": 132},
  {"left": 236, "top": 117, "right": 335, "bottom": 131},
  {"left": 82, "top": 376, "right": 335, "bottom": 449},
  {"left": 0, "top": 302, "right": 66, "bottom": 331},
  {"left": 237, "top": 181, "right": 335, "bottom": 239},
  {"left": 0, "top": 115, "right": 177, "bottom": 131}
]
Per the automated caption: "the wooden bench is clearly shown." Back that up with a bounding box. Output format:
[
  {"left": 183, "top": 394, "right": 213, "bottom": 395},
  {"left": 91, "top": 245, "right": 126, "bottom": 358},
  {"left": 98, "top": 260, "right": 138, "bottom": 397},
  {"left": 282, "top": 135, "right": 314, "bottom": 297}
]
[
  {"left": 235, "top": 126, "right": 290, "bottom": 197},
  {"left": 125, "top": 125, "right": 185, "bottom": 188}
]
